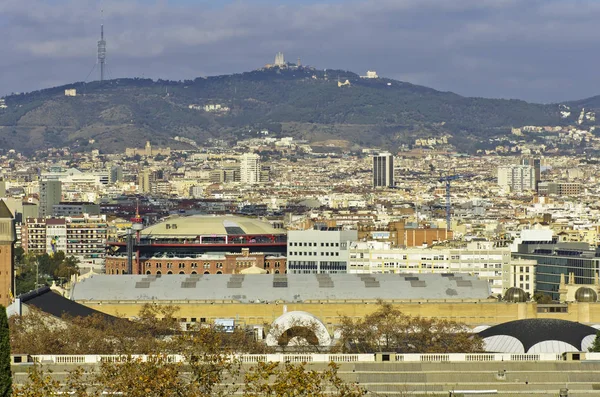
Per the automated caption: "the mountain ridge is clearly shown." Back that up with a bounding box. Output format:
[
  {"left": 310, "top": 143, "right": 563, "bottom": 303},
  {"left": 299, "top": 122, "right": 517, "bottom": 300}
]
[{"left": 0, "top": 67, "right": 594, "bottom": 154}]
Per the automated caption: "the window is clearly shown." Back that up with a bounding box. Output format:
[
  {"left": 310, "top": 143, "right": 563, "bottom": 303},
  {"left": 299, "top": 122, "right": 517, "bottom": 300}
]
[{"left": 179, "top": 263, "right": 185, "bottom": 268}]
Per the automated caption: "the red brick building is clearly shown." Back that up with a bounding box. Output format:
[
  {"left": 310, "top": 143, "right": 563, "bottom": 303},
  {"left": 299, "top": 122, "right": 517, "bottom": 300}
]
[{"left": 106, "top": 215, "right": 286, "bottom": 275}]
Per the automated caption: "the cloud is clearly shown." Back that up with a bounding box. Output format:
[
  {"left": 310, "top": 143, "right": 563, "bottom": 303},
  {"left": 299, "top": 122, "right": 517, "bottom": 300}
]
[{"left": 0, "top": 0, "right": 599, "bottom": 102}]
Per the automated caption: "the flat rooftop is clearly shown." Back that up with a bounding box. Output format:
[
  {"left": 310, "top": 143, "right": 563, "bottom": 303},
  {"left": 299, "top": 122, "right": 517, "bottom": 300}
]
[{"left": 71, "top": 273, "right": 492, "bottom": 303}]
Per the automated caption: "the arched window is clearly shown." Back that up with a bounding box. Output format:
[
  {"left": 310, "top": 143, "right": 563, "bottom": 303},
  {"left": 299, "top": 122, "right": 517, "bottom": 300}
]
[
  {"left": 156, "top": 271, "right": 162, "bottom": 275},
  {"left": 191, "top": 271, "right": 197, "bottom": 274},
  {"left": 216, "top": 271, "right": 222, "bottom": 274},
  {"left": 204, "top": 271, "right": 210, "bottom": 274},
  {"left": 179, "top": 271, "right": 185, "bottom": 274},
  {"left": 167, "top": 271, "right": 173, "bottom": 275},
  {"left": 146, "top": 271, "right": 151, "bottom": 275}
]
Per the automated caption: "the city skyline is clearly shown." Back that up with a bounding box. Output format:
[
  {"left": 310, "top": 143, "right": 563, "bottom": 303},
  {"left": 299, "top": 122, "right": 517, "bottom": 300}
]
[{"left": 1, "top": 0, "right": 600, "bottom": 102}]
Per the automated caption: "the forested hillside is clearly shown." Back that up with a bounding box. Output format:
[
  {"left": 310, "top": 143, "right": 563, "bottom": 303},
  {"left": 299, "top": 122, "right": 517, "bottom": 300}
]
[{"left": 0, "top": 67, "right": 575, "bottom": 153}]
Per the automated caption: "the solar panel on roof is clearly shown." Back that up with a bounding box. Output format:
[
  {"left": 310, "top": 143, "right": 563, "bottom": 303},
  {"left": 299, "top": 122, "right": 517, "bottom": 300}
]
[
  {"left": 404, "top": 276, "right": 419, "bottom": 281},
  {"left": 135, "top": 282, "right": 150, "bottom": 288},
  {"left": 410, "top": 280, "right": 427, "bottom": 287},
  {"left": 181, "top": 281, "right": 196, "bottom": 288}
]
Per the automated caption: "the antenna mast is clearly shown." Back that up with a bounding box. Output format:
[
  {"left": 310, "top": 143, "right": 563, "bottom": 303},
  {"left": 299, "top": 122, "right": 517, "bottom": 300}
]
[{"left": 97, "top": 10, "right": 106, "bottom": 81}]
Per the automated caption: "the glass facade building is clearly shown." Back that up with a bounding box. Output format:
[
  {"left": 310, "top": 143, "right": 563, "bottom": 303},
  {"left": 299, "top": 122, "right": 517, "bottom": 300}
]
[{"left": 513, "top": 240, "right": 600, "bottom": 300}]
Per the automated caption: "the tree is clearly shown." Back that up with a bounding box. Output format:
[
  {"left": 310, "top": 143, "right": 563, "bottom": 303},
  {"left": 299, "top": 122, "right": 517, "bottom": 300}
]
[
  {"left": 11, "top": 365, "right": 60, "bottom": 397},
  {"left": 0, "top": 305, "right": 11, "bottom": 396},
  {"left": 335, "top": 301, "right": 482, "bottom": 354},
  {"left": 94, "top": 356, "right": 194, "bottom": 397},
  {"left": 54, "top": 256, "right": 79, "bottom": 281},
  {"left": 533, "top": 292, "right": 553, "bottom": 304},
  {"left": 243, "top": 361, "right": 364, "bottom": 397},
  {"left": 589, "top": 331, "right": 600, "bottom": 352}
]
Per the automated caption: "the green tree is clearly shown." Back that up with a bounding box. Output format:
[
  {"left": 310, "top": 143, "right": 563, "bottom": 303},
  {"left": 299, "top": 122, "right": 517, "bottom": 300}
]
[
  {"left": 54, "top": 256, "right": 79, "bottom": 281},
  {"left": 335, "top": 301, "right": 482, "bottom": 353},
  {"left": 13, "top": 247, "right": 24, "bottom": 265},
  {"left": 533, "top": 292, "right": 553, "bottom": 304},
  {"left": 589, "top": 331, "right": 600, "bottom": 352},
  {"left": 0, "top": 305, "right": 11, "bottom": 396}
]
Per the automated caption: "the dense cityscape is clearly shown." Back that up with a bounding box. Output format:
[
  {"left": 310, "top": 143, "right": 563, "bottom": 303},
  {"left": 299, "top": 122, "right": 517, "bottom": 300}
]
[{"left": 4, "top": 1, "right": 600, "bottom": 395}]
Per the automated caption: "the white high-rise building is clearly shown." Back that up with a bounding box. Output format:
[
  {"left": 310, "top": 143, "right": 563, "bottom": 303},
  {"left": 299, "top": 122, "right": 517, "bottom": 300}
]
[
  {"left": 372, "top": 152, "right": 394, "bottom": 188},
  {"left": 497, "top": 165, "right": 535, "bottom": 192},
  {"left": 240, "top": 153, "right": 261, "bottom": 184}
]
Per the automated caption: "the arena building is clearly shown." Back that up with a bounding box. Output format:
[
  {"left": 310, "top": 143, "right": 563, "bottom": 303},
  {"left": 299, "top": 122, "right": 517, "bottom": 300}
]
[{"left": 105, "top": 215, "right": 287, "bottom": 275}]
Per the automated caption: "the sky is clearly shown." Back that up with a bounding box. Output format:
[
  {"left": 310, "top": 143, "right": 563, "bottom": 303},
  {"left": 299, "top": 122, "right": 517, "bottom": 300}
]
[{"left": 1, "top": 0, "right": 600, "bottom": 103}]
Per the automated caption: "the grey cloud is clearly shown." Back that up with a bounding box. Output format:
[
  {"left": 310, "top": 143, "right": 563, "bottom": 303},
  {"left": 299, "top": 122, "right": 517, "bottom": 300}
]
[{"left": 0, "top": 0, "right": 599, "bottom": 102}]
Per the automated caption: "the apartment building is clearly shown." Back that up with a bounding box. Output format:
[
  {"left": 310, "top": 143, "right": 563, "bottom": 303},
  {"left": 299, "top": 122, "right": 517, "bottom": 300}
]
[
  {"left": 505, "top": 258, "right": 537, "bottom": 298},
  {"left": 348, "top": 240, "right": 511, "bottom": 295},
  {"left": 538, "top": 182, "right": 582, "bottom": 196},
  {"left": 497, "top": 165, "right": 535, "bottom": 192},
  {"left": 39, "top": 180, "right": 62, "bottom": 218},
  {"left": 240, "top": 153, "right": 261, "bottom": 184},
  {"left": 22, "top": 215, "right": 108, "bottom": 270}
]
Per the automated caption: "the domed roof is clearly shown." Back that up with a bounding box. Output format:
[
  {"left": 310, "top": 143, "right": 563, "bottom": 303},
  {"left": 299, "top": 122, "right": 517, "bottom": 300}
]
[
  {"left": 575, "top": 287, "right": 598, "bottom": 303},
  {"left": 141, "top": 215, "right": 285, "bottom": 237},
  {"left": 479, "top": 319, "right": 598, "bottom": 353},
  {"left": 503, "top": 287, "right": 527, "bottom": 302}
]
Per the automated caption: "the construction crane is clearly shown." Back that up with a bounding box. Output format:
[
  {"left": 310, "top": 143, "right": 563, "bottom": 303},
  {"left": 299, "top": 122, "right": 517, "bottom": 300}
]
[{"left": 439, "top": 173, "right": 475, "bottom": 231}]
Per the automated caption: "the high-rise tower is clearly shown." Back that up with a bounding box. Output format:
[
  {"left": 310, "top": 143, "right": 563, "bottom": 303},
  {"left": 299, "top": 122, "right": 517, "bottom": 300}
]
[
  {"left": 521, "top": 157, "right": 541, "bottom": 191},
  {"left": 98, "top": 24, "right": 106, "bottom": 81},
  {"left": 372, "top": 152, "right": 394, "bottom": 188},
  {"left": 39, "top": 180, "right": 62, "bottom": 218},
  {"left": 240, "top": 153, "right": 261, "bottom": 184}
]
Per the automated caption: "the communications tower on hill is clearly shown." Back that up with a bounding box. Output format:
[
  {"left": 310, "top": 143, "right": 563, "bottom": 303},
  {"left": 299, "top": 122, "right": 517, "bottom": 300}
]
[{"left": 97, "top": 22, "right": 106, "bottom": 81}]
